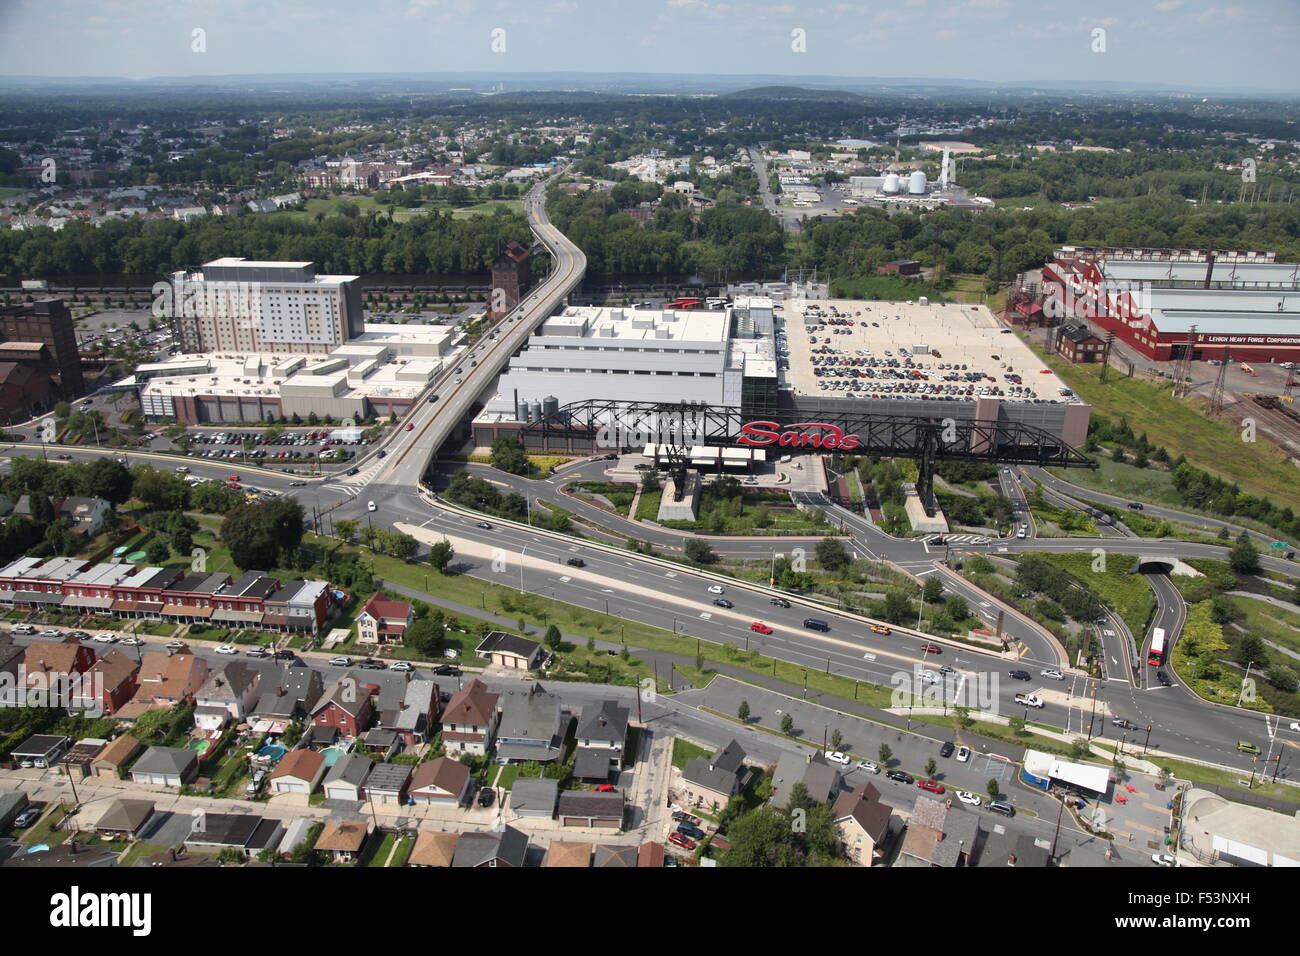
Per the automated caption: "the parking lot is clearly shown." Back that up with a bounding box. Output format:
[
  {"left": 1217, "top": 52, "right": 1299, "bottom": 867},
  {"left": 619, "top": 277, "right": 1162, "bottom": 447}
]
[{"left": 171, "top": 428, "right": 372, "bottom": 468}]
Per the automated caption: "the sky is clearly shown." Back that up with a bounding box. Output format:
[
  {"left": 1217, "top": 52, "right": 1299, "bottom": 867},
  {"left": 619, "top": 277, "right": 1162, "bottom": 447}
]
[{"left": 0, "top": 0, "right": 1296, "bottom": 93}]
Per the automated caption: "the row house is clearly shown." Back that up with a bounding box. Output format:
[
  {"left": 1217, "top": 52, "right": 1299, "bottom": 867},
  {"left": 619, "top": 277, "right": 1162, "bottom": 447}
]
[
  {"left": 441, "top": 679, "right": 498, "bottom": 756},
  {"left": 110, "top": 566, "right": 185, "bottom": 620},
  {"left": 262, "top": 580, "right": 331, "bottom": 636},
  {"left": 20, "top": 635, "right": 97, "bottom": 692},
  {"left": 208, "top": 571, "right": 280, "bottom": 631},
  {"left": 61, "top": 562, "right": 136, "bottom": 617},
  {"left": 160, "top": 571, "right": 233, "bottom": 625},
  {"left": 116, "top": 650, "right": 209, "bottom": 721}
]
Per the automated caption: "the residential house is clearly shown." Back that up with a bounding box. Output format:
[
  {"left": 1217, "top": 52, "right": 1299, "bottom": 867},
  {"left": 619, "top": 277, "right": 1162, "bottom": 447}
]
[
  {"left": 310, "top": 677, "right": 375, "bottom": 741},
  {"left": 262, "top": 580, "right": 331, "bottom": 636},
  {"left": 130, "top": 746, "right": 198, "bottom": 788},
  {"left": 408, "top": 830, "right": 459, "bottom": 868},
  {"left": 638, "top": 841, "right": 665, "bottom": 868},
  {"left": 682, "top": 739, "right": 749, "bottom": 809},
  {"left": 495, "top": 682, "right": 567, "bottom": 764},
  {"left": 250, "top": 664, "right": 325, "bottom": 732},
  {"left": 407, "top": 756, "right": 470, "bottom": 807},
  {"left": 276, "top": 818, "right": 316, "bottom": 859},
  {"left": 1056, "top": 323, "right": 1105, "bottom": 363},
  {"left": 573, "top": 699, "right": 630, "bottom": 780},
  {"left": 831, "top": 781, "right": 894, "bottom": 866},
  {"left": 440, "top": 678, "right": 499, "bottom": 756},
  {"left": 123, "top": 650, "right": 209, "bottom": 716},
  {"left": 543, "top": 841, "right": 593, "bottom": 867},
  {"left": 20, "top": 636, "right": 96, "bottom": 693},
  {"left": 270, "top": 749, "right": 326, "bottom": 795},
  {"left": 193, "top": 662, "right": 261, "bottom": 731},
  {"left": 510, "top": 777, "right": 558, "bottom": 819},
  {"left": 94, "top": 799, "right": 156, "bottom": 842},
  {"left": 185, "top": 813, "right": 282, "bottom": 860},
  {"left": 978, "top": 830, "right": 1052, "bottom": 868},
  {"left": 59, "top": 739, "right": 106, "bottom": 778},
  {"left": 322, "top": 752, "right": 373, "bottom": 803},
  {"left": 54, "top": 497, "right": 111, "bottom": 535},
  {"left": 475, "top": 631, "right": 544, "bottom": 670},
  {"left": 898, "top": 795, "right": 981, "bottom": 868},
  {"left": 355, "top": 592, "right": 412, "bottom": 646},
  {"left": 0, "top": 791, "right": 29, "bottom": 830},
  {"left": 452, "top": 825, "right": 529, "bottom": 868},
  {"left": 72, "top": 649, "right": 138, "bottom": 716},
  {"left": 92, "top": 734, "right": 142, "bottom": 778},
  {"left": 315, "top": 820, "right": 370, "bottom": 863},
  {"left": 0, "top": 632, "right": 22, "bottom": 680},
  {"left": 769, "top": 751, "right": 840, "bottom": 810},
  {"left": 557, "top": 791, "right": 625, "bottom": 830},
  {"left": 387, "top": 679, "right": 439, "bottom": 747}
]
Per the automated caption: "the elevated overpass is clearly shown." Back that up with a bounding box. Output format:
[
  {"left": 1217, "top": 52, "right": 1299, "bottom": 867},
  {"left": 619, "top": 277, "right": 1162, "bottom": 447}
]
[{"left": 372, "top": 175, "right": 587, "bottom": 488}]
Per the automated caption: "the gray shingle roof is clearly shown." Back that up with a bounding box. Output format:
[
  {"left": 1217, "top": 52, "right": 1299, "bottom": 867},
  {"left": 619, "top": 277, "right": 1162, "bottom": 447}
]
[
  {"left": 510, "top": 777, "right": 558, "bottom": 815},
  {"left": 576, "top": 700, "right": 628, "bottom": 746},
  {"left": 132, "top": 746, "right": 197, "bottom": 776},
  {"left": 452, "top": 825, "right": 528, "bottom": 867},
  {"left": 323, "top": 752, "right": 373, "bottom": 788}
]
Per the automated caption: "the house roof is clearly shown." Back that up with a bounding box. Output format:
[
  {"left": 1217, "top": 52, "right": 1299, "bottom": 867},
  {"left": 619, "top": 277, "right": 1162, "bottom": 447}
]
[
  {"left": 132, "top": 746, "right": 198, "bottom": 776},
  {"left": 638, "top": 841, "right": 666, "bottom": 868},
  {"left": 315, "top": 820, "right": 370, "bottom": 853},
  {"left": 832, "top": 782, "right": 892, "bottom": 843},
  {"left": 12, "top": 734, "right": 69, "bottom": 757},
  {"left": 683, "top": 738, "right": 746, "bottom": 795},
  {"left": 270, "top": 748, "right": 324, "bottom": 782},
  {"left": 92, "top": 734, "right": 141, "bottom": 768},
  {"left": 476, "top": 631, "right": 542, "bottom": 660},
  {"left": 593, "top": 844, "right": 639, "bottom": 867},
  {"left": 543, "top": 840, "right": 593, "bottom": 867},
  {"left": 360, "top": 592, "right": 411, "bottom": 622},
  {"left": 23, "top": 637, "right": 87, "bottom": 678},
  {"left": 901, "top": 796, "right": 981, "bottom": 867},
  {"left": 185, "top": 812, "right": 262, "bottom": 847},
  {"left": 510, "top": 777, "right": 559, "bottom": 814},
  {"left": 452, "top": 825, "right": 528, "bottom": 867},
  {"left": 87, "top": 650, "right": 138, "bottom": 691},
  {"left": 364, "top": 762, "right": 411, "bottom": 793},
  {"left": 94, "top": 798, "right": 155, "bottom": 834},
  {"left": 496, "top": 684, "right": 564, "bottom": 754},
  {"left": 573, "top": 746, "right": 614, "bottom": 780},
  {"left": 576, "top": 699, "right": 628, "bottom": 744},
  {"left": 557, "top": 790, "right": 624, "bottom": 821},
  {"left": 408, "top": 830, "right": 459, "bottom": 867},
  {"left": 770, "top": 750, "right": 840, "bottom": 808},
  {"left": 443, "top": 678, "right": 497, "bottom": 728},
  {"left": 323, "top": 752, "right": 373, "bottom": 788},
  {"left": 408, "top": 756, "right": 469, "bottom": 797}
]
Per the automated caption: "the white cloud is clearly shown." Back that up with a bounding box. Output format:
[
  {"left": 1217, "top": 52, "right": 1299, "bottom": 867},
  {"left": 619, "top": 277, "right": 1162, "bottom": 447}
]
[{"left": 1154, "top": 0, "right": 1184, "bottom": 11}]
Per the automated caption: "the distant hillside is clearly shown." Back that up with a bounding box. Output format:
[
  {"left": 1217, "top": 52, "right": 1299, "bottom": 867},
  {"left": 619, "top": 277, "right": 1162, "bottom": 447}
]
[{"left": 726, "top": 85, "right": 865, "bottom": 101}]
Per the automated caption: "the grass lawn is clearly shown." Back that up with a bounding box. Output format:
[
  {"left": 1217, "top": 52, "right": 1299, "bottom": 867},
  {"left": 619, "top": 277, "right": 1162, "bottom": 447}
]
[
  {"left": 22, "top": 804, "right": 69, "bottom": 847},
  {"left": 671, "top": 737, "right": 711, "bottom": 770},
  {"left": 1023, "top": 336, "right": 1300, "bottom": 513},
  {"left": 1226, "top": 596, "right": 1300, "bottom": 657},
  {"left": 121, "top": 841, "right": 171, "bottom": 867},
  {"left": 1147, "top": 755, "right": 1300, "bottom": 806},
  {"left": 1030, "top": 552, "right": 1156, "bottom": 637},
  {"left": 389, "top": 833, "right": 415, "bottom": 867},
  {"left": 494, "top": 764, "right": 523, "bottom": 791},
  {"left": 572, "top": 481, "right": 636, "bottom": 516},
  {"left": 135, "top": 621, "right": 178, "bottom": 637},
  {"left": 359, "top": 831, "right": 396, "bottom": 867}
]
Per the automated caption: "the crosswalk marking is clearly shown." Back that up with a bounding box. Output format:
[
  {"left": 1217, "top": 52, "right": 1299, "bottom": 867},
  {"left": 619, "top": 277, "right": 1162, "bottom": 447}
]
[{"left": 323, "top": 460, "right": 384, "bottom": 492}]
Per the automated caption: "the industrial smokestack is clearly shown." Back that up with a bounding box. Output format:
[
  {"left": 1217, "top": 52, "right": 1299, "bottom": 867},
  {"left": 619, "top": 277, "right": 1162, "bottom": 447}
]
[{"left": 1204, "top": 239, "right": 1216, "bottom": 288}]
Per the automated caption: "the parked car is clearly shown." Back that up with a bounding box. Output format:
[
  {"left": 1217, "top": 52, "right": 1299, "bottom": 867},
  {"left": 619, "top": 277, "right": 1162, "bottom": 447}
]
[
  {"left": 939, "top": 741, "right": 954, "bottom": 758},
  {"left": 328, "top": 656, "right": 353, "bottom": 667},
  {"left": 591, "top": 784, "right": 616, "bottom": 792},
  {"left": 118, "top": 636, "right": 143, "bottom": 647},
  {"left": 165, "top": 640, "right": 187, "bottom": 650},
  {"left": 12, "top": 807, "right": 43, "bottom": 828},
  {"left": 823, "top": 751, "right": 850, "bottom": 766},
  {"left": 388, "top": 661, "right": 413, "bottom": 672},
  {"left": 668, "top": 832, "right": 696, "bottom": 851},
  {"left": 855, "top": 760, "right": 880, "bottom": 774},
  {"left": 886, "top": 770, "right": 914, "bottom": 784},
  {"left": 676, "top": 823, "right": 705, "bottom": 841},
  {"left": 214, "top": 644, "right": 239, "bottom": 655},
  {"left": 40, "top": 628, "right": 61, "bottom": 637},
  {"left": 672, "top": 811, "right": 701, "bottom": 826},
  {"left": 955, "top": 790, "right": 982, "bottom": 807},
  {"left": 91, "top": 633, "right": 117, "bottom": 644},
  {"left": 918, "top": 779, "right": 946, "bottom": 794},
  {"left": 955, "top": 746, "right": 971, "bottom": 762},
  {"left": 246, "top": 770, "right": 267, "bottom": 795},
  {"left": 477, "top": 786, "right": 495, "bottom": 808},
  {"left": 987, "top": 801, "right": 1016, "bottom": 817},
  {"left": 358, "top": 659, "right": 386, "bottom": 670},
  {"left": 443, "top": 648, "right": 460, "bottom": 659},
  {"left": 245, "top": 647, "right": 270, "bottom": 658},
  {"left": 1151, "top": 853, "right": 1180, "bottom": 867}
]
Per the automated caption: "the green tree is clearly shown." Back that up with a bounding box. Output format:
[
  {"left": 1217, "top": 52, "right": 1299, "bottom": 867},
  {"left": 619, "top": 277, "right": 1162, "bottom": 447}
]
[
  {"left": 924, "top": 758, "right": 937, "bottom": 778},
  {"left": 882, "top": 589, "right": 912, "bottom": 623},
  {"left": 780, "top": 712, "right": 794, "bottom": 735},
  {"left": 955, "top": 705, "right": 973, "bottom": 730},
  {"left": 922, "top": 576, "right": 945, "bottom": 603},
  {"left": 830, "top": 728, "right": 843, "bottom": 751},
  {"left": 878, "top": 743, "right": 892, "bottom": 767},
  {"left": 684, "top": 539, "right": 715, "bottom": 564},
  {"left": 543, "top": 623, "right": 562, "bottom": 650},
  {"left": 428, "top": 539, "right": 455, "bottom": 574},
  {"left": 945, "top": 594, "right": 970, "bottom": 622},
  {"left": 1228, "top": 532, "right": 1261, "bottom": 575},
  {"left": 738, "top": 699, "right": 751, "bottom": 722},
  {"left": 987, "top": 778, "right": 1001, "bottom": 799},
  {"left": 815, "top": 538, "right": 850, "bottom": 572},
  {"left": 146, "top": 539, "right": 171, "bottom": 565},
  {"left": 334, "top": 519, "right": 359, "bottom": 544}
]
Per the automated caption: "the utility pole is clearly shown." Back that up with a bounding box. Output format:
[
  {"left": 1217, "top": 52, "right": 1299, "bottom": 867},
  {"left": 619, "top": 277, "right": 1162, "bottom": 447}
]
[
  {"left": 1099, "top": 331, "right": 1116, "bottom": 385},
  {"left": 1208, "top": 349, "right": 1231, "bottom": 417}
]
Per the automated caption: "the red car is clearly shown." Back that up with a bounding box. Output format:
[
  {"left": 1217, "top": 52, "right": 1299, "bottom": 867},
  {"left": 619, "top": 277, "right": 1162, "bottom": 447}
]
[
  {"left": 668, "top": 832, "right": 696, "bottom": 851},
  {"left": 406, "top": 423, "right": 414, "bottom": 431},
  {"left": 749, "top": 622, "right": 773, "bottom": 634},
  {"left": 919, "top": 643, "right": 942, "bottom": 654},
  {"left": 918, "top": 779, "right": 945, "bottom": 794},
  {"left": 592, "top": 784, "right": 616, "bottom": 792},
  {"left": 227, "top": 482, "right": 241, "bottom": 490},
  {"left": 227, "top": 474, "right": 240, "bottom": 482}
]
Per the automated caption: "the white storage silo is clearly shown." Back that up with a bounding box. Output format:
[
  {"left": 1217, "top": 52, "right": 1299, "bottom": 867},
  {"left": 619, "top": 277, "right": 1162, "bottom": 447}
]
[
  {"left": 882, "top": 173, "right": 901, "bottom": 194},
  {"left": 908, "top": 171, "right": 927, "bottom": 195}
]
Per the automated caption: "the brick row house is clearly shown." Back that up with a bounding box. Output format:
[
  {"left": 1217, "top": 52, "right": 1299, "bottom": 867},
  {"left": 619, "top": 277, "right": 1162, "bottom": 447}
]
[{"left": 0, "top": 556, "right": 340, "bottom": 635}]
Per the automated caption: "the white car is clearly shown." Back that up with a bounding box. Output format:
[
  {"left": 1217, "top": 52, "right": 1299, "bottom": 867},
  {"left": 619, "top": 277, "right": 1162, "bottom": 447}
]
[
  {"left": 955, "top": 790, "right": 982, "bottom": 807},
  {"left": 1040, "top": 669, "right": 1065, "bottom": 681},
  {"left": 955, "top": 746, "right": 971, "bottom": 763},
  {"left": 823, "top": 751, "right": 850, "bottom": 766},
  {"left": 119, "top": 636, "right": 143, "bottom": 647},
  {"left": 367, "top": 500, "right": 377, "bottom": 512},
  {"left": 1151, "top": 853, "right": 1180, "bottom": 867},
  {"left": 1014, "top": 693, "right": 1044, "bottom": 708},
  {"left": 389, "top": 661, "right": 413, "bottom": 672},
  {"left": 329, "top": 656, "right": 352, "bottom": 667},
  {"left": 214, "top": 644, "right": 239, "bottom": 655},
  {"left": 91, "top": 633, "right": 117, "bottom": 644},
  {"left": 855, "top": 760, "right": 880, "bottom": 774},
  {"left": 165, "top": 640, "right": 188, "bottom": 650},
  {"left": 707, "top": 585, "right": 725, "bottom": 594},
  {"left": 919, "top": 669, "right": 940, "bottom": 684}
]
